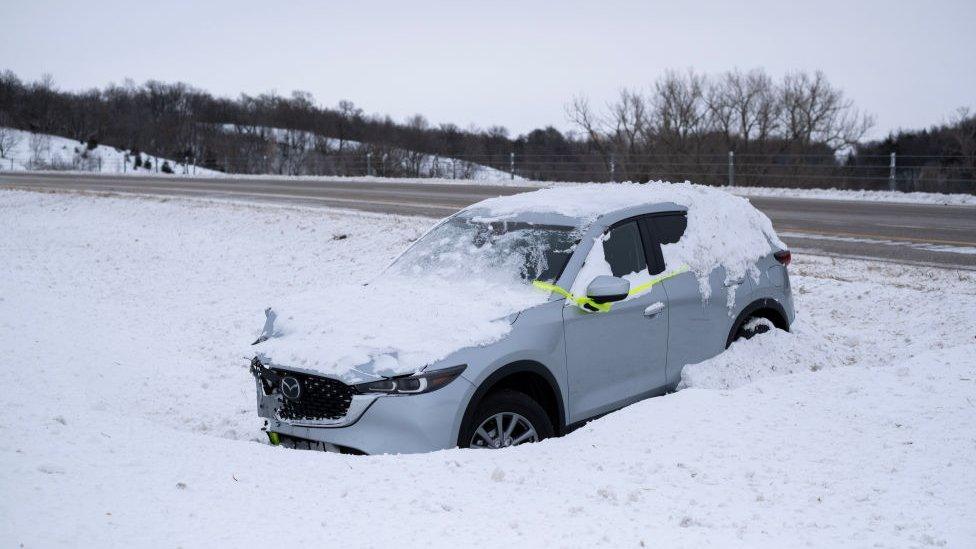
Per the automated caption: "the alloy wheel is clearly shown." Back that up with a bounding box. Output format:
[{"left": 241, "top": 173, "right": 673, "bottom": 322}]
[{"left": 469, "top": 412, "right": 538, "bottom": 449}]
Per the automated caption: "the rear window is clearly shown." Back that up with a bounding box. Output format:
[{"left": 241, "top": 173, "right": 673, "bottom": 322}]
[{"left": 649, "top": 214, "right": 688, "bottom": 245}]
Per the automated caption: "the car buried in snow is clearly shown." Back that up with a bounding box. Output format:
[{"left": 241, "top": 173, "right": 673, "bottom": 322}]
[{"left": 248, "top": 183, "right": 794, "bottom": 455}]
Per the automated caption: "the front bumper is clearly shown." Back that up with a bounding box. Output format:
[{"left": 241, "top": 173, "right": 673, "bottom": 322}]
[{"left": 253, "top": 367, "right": 475, "bottom": 455}]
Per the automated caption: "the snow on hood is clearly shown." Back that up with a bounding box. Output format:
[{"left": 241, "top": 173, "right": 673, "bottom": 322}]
[
  {"left": 250, "top": 276, "right": 546, "bottom": 383},
  {"left": 474, "top": 182, "right": 786, "bottom": 299}
]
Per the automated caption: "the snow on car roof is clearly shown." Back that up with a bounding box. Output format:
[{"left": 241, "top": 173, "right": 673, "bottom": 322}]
[
  {"left": 463, "top": 182, "right": 696, "bottom": 223},
  {"left": 469, "top": 182, "right": 787, "bottom": 300}
]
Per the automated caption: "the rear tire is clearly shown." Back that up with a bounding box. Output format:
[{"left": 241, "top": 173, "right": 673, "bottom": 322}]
[
  {"left": 733, "top": 316, "right": 774, "bottom": 342},
  {"left": 460, "top": 390, "right": 554, "bottom": 449}
]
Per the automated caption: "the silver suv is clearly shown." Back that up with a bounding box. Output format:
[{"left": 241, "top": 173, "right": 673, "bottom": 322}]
[{"left": 249, "top": 190, "right": 794, "bottom": 454}]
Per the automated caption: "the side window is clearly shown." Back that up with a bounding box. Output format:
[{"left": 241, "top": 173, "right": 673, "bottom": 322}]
[
  {"left": 650, "top": 214, "right": 688, "bottom": 245},
  {"left": 602, "top": 221, "right": 647, "bottom": 278},
  {"left": 639, "top": 213, "right": 687, "bottom": 275}
]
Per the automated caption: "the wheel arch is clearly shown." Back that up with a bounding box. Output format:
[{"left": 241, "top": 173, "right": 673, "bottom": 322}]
[
  {"left": 457, "top": 360, "right": 566, "bottom": 446},
  {"left": 726, "top": 297, "right": 790, "bottom": 348}
]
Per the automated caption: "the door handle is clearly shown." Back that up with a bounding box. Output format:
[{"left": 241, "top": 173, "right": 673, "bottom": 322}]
[
  {"left": 643, "top": 302, "right": 666, "bottom": 317},
  {"left": 724, "top": 278, "right": 745, "bottom": 287}
]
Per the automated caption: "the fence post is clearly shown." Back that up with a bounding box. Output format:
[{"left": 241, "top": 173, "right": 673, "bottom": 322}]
[
  {"left": 889, "top": 152, "right": 897, "bottom": 191},
  {"left": 728, "top": 151, "right": 735, "bottom": 187},
  {"left": 509, "top": 152, "right": 515, "bottom": 180},
  {"left": 366, "top": 152, "right": 373, "bottom": 177}
]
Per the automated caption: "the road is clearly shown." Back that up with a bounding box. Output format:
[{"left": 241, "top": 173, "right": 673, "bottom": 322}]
[{"left": 4, "top": 171, "right": 975, "bottom": 270}]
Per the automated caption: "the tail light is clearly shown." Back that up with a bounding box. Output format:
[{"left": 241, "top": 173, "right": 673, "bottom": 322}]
[{"left": 774, "top": 250, "right": 791, "bottom": 267}]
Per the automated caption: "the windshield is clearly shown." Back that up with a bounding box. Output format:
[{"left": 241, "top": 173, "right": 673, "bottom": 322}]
[{"left": 388, "top": 217, "right": 580, "bottom": 285}]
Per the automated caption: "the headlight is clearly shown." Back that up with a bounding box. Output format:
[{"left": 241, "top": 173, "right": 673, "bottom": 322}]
[{"left": 353, "top": 365, "right": 466, "bottom": 395}]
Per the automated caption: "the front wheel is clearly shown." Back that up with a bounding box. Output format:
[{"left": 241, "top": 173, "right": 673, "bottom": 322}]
[{"left": 460, "top": 390, "right": 554, "bottom": 449}]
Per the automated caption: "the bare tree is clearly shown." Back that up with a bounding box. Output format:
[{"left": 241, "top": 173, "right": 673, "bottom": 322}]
[
  {"left": 778, "top": 70, "right": 873, "bottom": 151},
  {"left": 335, "top": 100, "right": 363, "bottom": 152},
  {"left": 946, "top": 107, "right": 975, "bottom": 171},
  {"left": 28, "top": 131, "right": 51, "bottom": 168},
  {"left": 0, "top": 112, "right": 21, "bottom": 158},
  {"left": 402, "top": 114, "right": 430, "bottom": 176},
  {"left": 567, "top": 95, "right": 614, "bottom": 174},
  {"left": 650, "top": 69, "right": 710, "bottom": 154},
  {"left": 706, "top": 69, "right": 780, "bottom": 149},
  {"left": 610, "top": 89, "right": 650, "bottom": 153},
  {"left": 275, "top": 129, "right": 313, "bottom": 175}
]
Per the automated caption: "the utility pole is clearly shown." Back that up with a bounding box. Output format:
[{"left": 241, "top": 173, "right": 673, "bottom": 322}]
[
  {"left": 509, "top": 152, "right": 515, "bottom": 180},
  {"left": 366, "top": 152, "right": 373, "bottom": 177},
  {"left": 609, "top": 154, "right": 616, "bottom": 182},
  {"left": 728, "top": 151, "right": 735, "bottom": 187},
  {"left": 889, "top": 152, "right": 897, "bottom": 191}
]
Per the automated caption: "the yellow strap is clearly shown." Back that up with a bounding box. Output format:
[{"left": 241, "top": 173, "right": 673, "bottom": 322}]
[
  {"left": 532, "top": 280, "right": 613, "bottom": 312},
  {"left": 628, "top": 265, "right": 689, "bottom": 295},
  {"left": 533, "top": 265, "right": 688, "bottom": 313}
]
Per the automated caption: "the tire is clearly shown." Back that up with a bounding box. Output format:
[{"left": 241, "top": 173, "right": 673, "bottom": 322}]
[
  {"left": 460, "top": 389, "right": 554, "bottom": 449},
  {"left": 733, "top": 316, "right": 774, "bottom": 342}
]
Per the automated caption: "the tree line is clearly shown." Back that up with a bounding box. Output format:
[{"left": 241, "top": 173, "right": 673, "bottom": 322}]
[{"left": 0, "top": 68, "right": 972, "bottom": 192}]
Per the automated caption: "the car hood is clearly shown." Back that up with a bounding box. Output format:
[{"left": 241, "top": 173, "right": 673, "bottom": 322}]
[{"left": 249, "top": 276, "right": 545, "bottom": 384}]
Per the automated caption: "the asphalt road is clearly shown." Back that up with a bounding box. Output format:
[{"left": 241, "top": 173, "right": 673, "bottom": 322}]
[{"left": 4, "top": 171, "right": 975, "bottom": 270}]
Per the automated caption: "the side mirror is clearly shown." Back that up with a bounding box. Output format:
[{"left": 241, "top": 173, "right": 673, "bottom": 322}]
[{"left": 586, "top": 275, "right": 630, "bottom": 304}]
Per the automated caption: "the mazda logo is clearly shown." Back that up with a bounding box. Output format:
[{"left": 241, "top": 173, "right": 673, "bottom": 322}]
[{"left": 280, "top": 377, "right": 301, "bottom": 400}]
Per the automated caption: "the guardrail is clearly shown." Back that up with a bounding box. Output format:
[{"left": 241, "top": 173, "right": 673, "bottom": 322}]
[{"left": 3, "top": 151, "right": 974, "bottom": 195}]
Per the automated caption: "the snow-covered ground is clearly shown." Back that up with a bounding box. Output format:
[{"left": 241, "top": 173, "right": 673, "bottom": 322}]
[
  {"left": 723, "top": 184, "right": 976, "bottom": 206},
  {"left": 0, "top": 127, "right": 220, "bottom": 175},
  {"left": 1, "top": 189, "right": 975, "bottom": 547}
]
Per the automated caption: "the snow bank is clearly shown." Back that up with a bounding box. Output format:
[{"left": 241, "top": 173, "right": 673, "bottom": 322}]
[
  {"left": 473, "top": 182, "right": 786, "bottom": 298},
  {"left": 679, "top": 252, "right": 976, "bottom": 391},
  {"left": 0, "top": 126, "right": 220, "bottom": 175},
  {"left": 678, "top": 320, "right": 834, "bottom": 389},
  {"left": 3, "top": 189, "right": 976, "bottom": 547},
  {"left": 725, "top": 184, "right": 976, "bottom": 206}
]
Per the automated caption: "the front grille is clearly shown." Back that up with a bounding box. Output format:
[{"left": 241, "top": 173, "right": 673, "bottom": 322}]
[{"left": 273, "top": 369, "right": 354, "bottom": 421}]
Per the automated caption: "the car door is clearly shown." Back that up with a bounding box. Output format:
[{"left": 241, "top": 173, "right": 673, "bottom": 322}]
[
  {"left": 562, "top": 218, "right": 669, "bottom": 423},
  {"left": 646, "top": 213, "right": 753, "bottom": 387}
]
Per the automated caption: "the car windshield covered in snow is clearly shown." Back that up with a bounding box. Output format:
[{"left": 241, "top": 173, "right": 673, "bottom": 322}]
[{"left": 388, "top": 216, "right": 579, "bottom": 283}]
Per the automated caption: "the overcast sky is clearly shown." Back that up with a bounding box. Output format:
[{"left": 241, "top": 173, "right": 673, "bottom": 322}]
[{"left": 3, "top": 0, "right": 974, "bottom": 139}]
